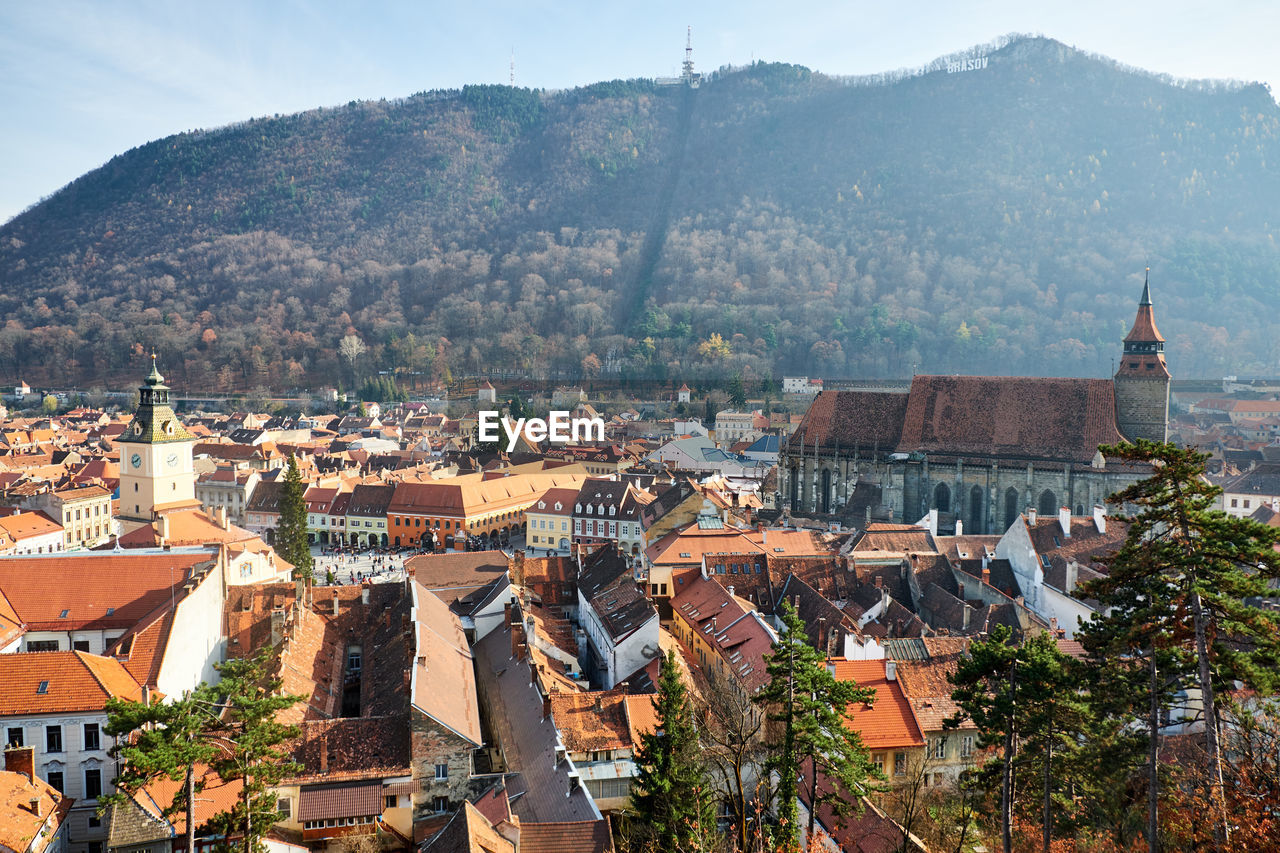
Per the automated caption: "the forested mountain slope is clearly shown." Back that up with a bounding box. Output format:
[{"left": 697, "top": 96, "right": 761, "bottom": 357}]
[{"left": 2, "top": 35, "right": 1278, "bottom": 391}]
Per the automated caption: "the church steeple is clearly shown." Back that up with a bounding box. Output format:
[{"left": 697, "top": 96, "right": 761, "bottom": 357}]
[
  {"left": 1113, "top": 270, "right": 1171, "bottom": 442},
  {"left": 1116, "top": 268, "right": 1169, "bottom": 379}
]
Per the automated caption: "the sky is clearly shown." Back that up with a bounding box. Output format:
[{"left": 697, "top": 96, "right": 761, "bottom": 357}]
[{"left": 2, "top": 0, "right": 1277, "bottom": 224}]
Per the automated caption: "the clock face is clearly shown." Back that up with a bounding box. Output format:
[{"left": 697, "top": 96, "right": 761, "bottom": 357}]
[
  {"left": 166, "top": 453, "right": 179, "bottom": 468},
  {"left": 130, "top": 453, "right": 142, "bottom": 468}
]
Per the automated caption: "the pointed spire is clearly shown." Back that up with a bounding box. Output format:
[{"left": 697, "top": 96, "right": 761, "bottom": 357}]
[
  {"left": 145, "top": 351, "right": 164, "bottom": 386},
  {"left": 1140, "top": 267, "right": 1152, "bottom": 307}
]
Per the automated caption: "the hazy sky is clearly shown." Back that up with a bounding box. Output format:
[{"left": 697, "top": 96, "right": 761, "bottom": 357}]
[{"left": 2, "top": 0, "right": 1277, "bottom": 224}]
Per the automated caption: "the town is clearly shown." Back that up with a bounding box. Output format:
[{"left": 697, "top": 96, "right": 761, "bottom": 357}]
[{"left": 1, "top": 284, "right": 1278, "bottom": 853}]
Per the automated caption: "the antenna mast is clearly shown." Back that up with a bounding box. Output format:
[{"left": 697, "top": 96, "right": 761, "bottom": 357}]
[
  {"left": 682, "top": 26, "right": 695, "bottom": 80},
  {"left": 510, "top": 48, "right": 515, "bottom": 86}
]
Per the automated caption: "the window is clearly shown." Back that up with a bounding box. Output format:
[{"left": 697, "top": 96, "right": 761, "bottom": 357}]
[
  {"left": 384, "top": 795, "right": 396, "bottom": 809},
  {"left": 88, "top": 843, "right": 103, "bottom": 853},
  {"left": 435, "top": 763, "right": 448, "bottom": 781},
  {"left": 88, "top": 816, "right": 101, "bottom": 828},
  {"left": 73, "top": 640, "right": 90, "bottom": 652},
  {"left": 277, "top": 798, "right": 291, "bottom": 818},
  {"left": 84, "top": 723, "right": 100, "bottom": 751},
  {"left": 961, "top": 736, "right": 974, "bottom": 758},
  {"left": 873, "top": 754, "right": 884, "bottom": 772},
  {"left": 85, "top": 768, "right": 102, "bottom": 799},
  {"left": 27, "top": 640, "right": 58, "bottom": 652},
  {"left": 6, "top": 727, "right": 21, "bottom": 748},
  {"left": 46, "top": 771, "right": 63, "bottom": 792},
  {"left": 894, "top": 752, "right": 907, "bottom": 775},
  {"left": 46, "top": 726, "right": 62, "bottom": 753},
  {"left": 433, "top": 796, "right": 449, "bottom": 813},
  {"left": 933, "top": 738, "right": 946, "bottom": 760}
]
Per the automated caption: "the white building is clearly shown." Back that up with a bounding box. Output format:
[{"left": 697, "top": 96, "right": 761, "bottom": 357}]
[{"left": 576, "top": 548, "right": 660, "bottom": 689}]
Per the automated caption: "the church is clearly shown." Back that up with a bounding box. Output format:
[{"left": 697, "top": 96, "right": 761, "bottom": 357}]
[{"left": 779, "top": 280, "right": 1169, "bottom": 534}]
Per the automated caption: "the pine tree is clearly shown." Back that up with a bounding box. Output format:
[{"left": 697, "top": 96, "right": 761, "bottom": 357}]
[
  {"left": 203, "top": 652, "right": 304, "bottom": 853},
  {"left": 755, "top": 601, "right": 882, "bottom": 852},
  {"left": 102, "top": 651, "right": 303, "bottom": 853},
  {"left": 1078, "top": 439, "right": 1280, "bottom": 849},
  {"left": 629, "top": 651, "right": 717, "bottom": 852},
  {"left": 275, "top": 455, "right": 312, "bottom": 579},
  {"left": 103, "top": 690, "right": 223, "bottom": 853}
]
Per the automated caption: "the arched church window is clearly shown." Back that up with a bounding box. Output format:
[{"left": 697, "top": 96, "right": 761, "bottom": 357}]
[
  {"left": 934, "top": 483, "right": 951, "bottom": 514},
  {"left": 1038, "top": 490, "right": 1057, "bottom": 518}
]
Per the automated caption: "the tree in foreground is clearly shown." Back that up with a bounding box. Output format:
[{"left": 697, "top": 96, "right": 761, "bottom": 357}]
[
  {"left": 275, "top": 455, "right": 312, "bottom": 579},
  {"left": 628, "top": 650, "right": 718, "bottom": 852},
  {"left": 104, "top": 651, "right": 302, "bottom": 853},
  {"left": 203, "top": 652, "right": 304, "bottom": 853},
  {"left": 1081, "top": 440, "right": 1280, "bottom": 849},
  {"left": 755, "top": 601, "right": 883, "bottom": 852},
  {"left": 699, "top": 668, "right": 768, "bottom": 851},
  {"left": 948, "top": 625, "right": 1091, "bottom": 853},
  {"left": 103, "top": 690, "right": 223, "bottom": 853}
]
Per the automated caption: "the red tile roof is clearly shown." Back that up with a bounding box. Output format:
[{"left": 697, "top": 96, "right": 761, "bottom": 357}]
[
  {"left": 518, "top": 821, "right": 614, "bottom": 853},
  {"left": 786, "top": 390, "right": 909, "bottom": 452},
  {"left": 0, "top": 768, "right": 73, "bottom": 853},
  {"left": 0, "top": 551, "right": 211, "bottom": 631},
  {"left": 898, "top": 375, "right": 1126, "bottom": 463},
  {"left": 297, "top": 782, "right": 383, "bottom": 821},
  {"left": 829, "top": 659, "right": 925, "bottom": 751},
  {"left": 0, "top": 651, "right": 142, "bottom": 715}
]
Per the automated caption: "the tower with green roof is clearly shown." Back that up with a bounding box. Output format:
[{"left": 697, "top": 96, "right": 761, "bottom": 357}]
[{"left": 117, "top": 356, "right": 198, "bottom": 532}]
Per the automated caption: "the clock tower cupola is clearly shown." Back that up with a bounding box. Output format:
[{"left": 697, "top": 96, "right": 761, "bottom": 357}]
[{"left": 117, "top": 355, "right": 199, "bottom": 533}]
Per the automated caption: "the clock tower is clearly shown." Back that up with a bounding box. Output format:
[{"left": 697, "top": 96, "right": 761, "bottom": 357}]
[{"left": 117, "top": 356, "right": 199, "bottom": 533}]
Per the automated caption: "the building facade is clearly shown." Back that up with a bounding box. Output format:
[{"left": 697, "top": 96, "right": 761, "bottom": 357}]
[{"left": 779, "top": 284, "right": 1168, "bottom": 534}]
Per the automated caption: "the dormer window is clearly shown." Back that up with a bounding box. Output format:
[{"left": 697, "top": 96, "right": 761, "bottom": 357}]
[
  {"left": 554, "top": 502, "right": 562, "bottom": 511},
  {"left": 584, "top": 504, "right": 591, "bottom": 514},
  {"left": 609, "top": 505, "right": 616, "bottom": 516}
]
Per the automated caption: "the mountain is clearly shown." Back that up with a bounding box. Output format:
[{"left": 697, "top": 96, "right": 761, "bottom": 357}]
[{"left": 2, "top": 34, "right": 1279, "bottom": 393}]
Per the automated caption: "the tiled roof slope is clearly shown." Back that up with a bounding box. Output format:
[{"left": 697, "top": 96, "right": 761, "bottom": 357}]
[
  {"left": 897, "top": 375, "right": 1125, "bottom": 463},
  {"left": 830, "top": 659, "right": 925, "bottom": 751},
  {"left": 786, "top": 391, "right": 909, "bottom": 452},
  {"left": 519, "top": 821, "right": 615, "bottom": 853},
  {"left": 0, "top": 550, "right": 211, "bottom": 631},
  {"left": 550, "top": 691, "right": 632, "bottom": 753},
  {"left": 412, "top": 584, "right": 482, "bottom": 746},
  {"left": 0, "top": 768, "right": 72, "bottom": 853},
  {"left": 0, "top": 651, "right": 141, "bottom": 715}
]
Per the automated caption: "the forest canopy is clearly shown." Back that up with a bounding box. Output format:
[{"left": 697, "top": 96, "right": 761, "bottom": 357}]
[{"left": 2, "top": 35, "right": 1278, "bottom": 391}]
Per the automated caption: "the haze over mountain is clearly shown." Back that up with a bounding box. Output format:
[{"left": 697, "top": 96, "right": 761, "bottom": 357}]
[{"left": 1, "top": 34, "right": 1278, "bottom": 393}]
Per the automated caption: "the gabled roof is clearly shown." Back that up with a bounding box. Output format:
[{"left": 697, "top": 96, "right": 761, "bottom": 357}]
[
  {"left": 829, "top": 659, "right": 925, "bottom": 750},
  {"left": 0, "top": 769, "right": 73, "bottom": 853},
  {"left": 412, "top": 584, "right": 482, "bottom": 746},
  {"left": 0, "top": 551, "right": 212, "bottom": 631},
  {"left": 786, "top": 390, "right": 909, "bottom": 453},
  {"left": 0, "top": 650, "right": 142, "bottom": 715},
  {"left": 897, "top": 376, "right": 1126, "bottom": 463},
  {"left": 550, "top": 690, "right": 633, "bottom": 753}
]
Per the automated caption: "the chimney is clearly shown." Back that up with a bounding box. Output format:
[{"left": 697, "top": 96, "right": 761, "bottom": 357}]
[
  {"left": 1065, "top": 560, "right": 1079, "bottom": 594},
  {"left": 1059, "top": 507, "right": 1071, "bottom": 538},
  {"left": 361, "top": 583, "right": 370, "bottom": 606},
  {"left": 885, "top": 659, "right": 897, "bottom": 681},
  {"left": 727, "top": 585, "right": 735, "bottom": 598},
  {"left": 762, "top": 528, "right": 767, "bottom": 544},
  {"left": 958, "top": 582, "right": 965, "bottom": 601},
  {"left": 1027, "top": 507, "right": 1037, "bottom": 526},
  {"left": 1093, "top": 504, "right": 1107, "bottom": 534},
  {"left": 332, "top": 590, "right": 340, "bottom": 617},
  {"left": 981, "top": 566, "right": 991, "bottom": 585},
  {"left": 142, "top": 685, "right": 151, "bottom": 707},
  {"left": 295, "top": 576, "right": 304, "bottom": 605},
  {"left": 270, "top": 608, "right": 285, "bottom": 645},
  {"left": 962, "top": 603, "right": 971, "bottom": 631},
  {"left": 926, "top": 508, "right": 938, "bottom": 536},
  {"left": 1050, "top": 617, "right": 1059, "bottom": 632},
  {"left": 955, "top": 519, "right": 963, "bottom": 537},
  {"left": 3, "top": 746, "right": 35, "bottom": 782},
  {"left": 543, "top": 694, "right": 552, "bottom": 721},
  {"left": 319, "top": 734, "right": 329, "bottom": 774}
]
